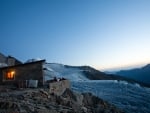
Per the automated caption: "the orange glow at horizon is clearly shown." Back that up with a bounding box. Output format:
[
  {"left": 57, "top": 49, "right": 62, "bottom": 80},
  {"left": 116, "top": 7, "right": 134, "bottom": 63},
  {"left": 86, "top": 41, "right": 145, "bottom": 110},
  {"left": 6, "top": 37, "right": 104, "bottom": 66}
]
[{"left": 95, "top": 60, "right": 150, "bottom": 71}]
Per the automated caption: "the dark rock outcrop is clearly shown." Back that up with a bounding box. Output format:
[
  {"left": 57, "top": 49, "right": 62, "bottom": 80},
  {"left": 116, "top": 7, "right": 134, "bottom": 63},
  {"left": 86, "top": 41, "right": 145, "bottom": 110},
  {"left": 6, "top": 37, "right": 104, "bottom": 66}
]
[{"left": 0, "top": 86, "right": 125, "bottom": 113}]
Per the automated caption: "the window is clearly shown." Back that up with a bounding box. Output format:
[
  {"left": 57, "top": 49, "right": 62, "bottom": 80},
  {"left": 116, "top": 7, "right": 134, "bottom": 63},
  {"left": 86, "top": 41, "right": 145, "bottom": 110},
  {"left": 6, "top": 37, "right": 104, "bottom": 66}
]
[{"left": 4, "top": 70, "right": 15, "bottom": 80}]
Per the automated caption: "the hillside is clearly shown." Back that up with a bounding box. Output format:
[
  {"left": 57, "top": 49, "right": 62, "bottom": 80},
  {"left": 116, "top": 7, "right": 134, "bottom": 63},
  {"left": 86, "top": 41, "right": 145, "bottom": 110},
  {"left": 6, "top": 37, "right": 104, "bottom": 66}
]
[
  {"left": 44, "top": 63, "right": 141, "bottom": 85},
  {"left": 116, "top": 64, "right": 150, "bottom": 86},
  {"left": 44, "top": 63, "right": 126, "bottom": 81}
]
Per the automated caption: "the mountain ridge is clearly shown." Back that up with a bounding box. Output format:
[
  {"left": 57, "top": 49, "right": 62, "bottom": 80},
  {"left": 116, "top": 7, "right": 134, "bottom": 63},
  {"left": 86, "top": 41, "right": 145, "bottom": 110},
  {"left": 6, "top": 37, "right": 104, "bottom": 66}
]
[
  {"left": 44, "top": 63, "right": 149, "bottom": 87},
  {"left": 116, "top": 63, "right": 150, "bottom": 86}
]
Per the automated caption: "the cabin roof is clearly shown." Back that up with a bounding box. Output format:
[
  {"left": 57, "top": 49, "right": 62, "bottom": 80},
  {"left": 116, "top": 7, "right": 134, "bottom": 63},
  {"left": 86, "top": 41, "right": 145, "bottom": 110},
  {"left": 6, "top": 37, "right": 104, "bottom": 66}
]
[{"left": 0, "top": 60, "right": 46, "bottom": 70}]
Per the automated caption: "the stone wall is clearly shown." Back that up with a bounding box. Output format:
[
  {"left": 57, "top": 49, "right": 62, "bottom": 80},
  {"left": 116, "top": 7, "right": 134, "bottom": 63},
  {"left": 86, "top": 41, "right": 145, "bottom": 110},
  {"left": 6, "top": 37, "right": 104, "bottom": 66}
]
[
  {"left": 7, "top": 57, "right": 15, "bottom": 66},
  {"left": 0, "top": 53, "right": 22, "bottom": 66},
  {"left": 49, "top": 80, "right": 70, "bottom": 96}
]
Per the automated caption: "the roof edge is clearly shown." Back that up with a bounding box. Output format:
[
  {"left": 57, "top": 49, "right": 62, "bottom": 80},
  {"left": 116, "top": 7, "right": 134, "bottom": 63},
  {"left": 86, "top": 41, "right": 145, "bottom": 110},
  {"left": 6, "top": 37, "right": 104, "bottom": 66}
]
[{"left": 0, "top": 60, "right": 46, "bottom": 69}]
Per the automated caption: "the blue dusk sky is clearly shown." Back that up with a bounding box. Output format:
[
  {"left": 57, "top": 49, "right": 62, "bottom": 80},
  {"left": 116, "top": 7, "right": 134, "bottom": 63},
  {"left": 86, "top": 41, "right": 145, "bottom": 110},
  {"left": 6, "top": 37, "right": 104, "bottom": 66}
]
[{"left": 0, "top": 0, "right": 150, "bottom": 71}]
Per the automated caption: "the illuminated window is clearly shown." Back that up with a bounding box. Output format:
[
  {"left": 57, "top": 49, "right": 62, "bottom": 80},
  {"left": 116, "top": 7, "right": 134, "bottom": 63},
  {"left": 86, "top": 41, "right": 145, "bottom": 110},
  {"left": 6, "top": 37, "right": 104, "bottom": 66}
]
[{"left": 4, "top": 71, "right": 15, "bottom": 80}]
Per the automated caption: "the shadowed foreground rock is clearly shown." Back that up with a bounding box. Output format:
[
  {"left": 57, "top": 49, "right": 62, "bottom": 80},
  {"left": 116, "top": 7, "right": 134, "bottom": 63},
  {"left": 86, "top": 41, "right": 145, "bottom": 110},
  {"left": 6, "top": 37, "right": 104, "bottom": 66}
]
[{"left": 0, "top": 87, "right": 125, "bottom": 113}]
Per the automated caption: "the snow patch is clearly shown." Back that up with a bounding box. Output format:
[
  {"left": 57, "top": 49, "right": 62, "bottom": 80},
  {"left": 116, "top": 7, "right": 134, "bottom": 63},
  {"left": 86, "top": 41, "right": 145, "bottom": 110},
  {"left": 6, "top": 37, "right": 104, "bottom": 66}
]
[{"left": 43, "top": 63, "right": 89, "bottom": 81}]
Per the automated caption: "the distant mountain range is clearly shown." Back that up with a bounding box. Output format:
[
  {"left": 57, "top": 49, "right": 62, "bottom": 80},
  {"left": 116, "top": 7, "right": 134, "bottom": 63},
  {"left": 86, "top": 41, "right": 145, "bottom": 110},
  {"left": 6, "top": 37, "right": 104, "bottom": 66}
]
[{"left": 115, "top": 64, "right": 150, "bottom": 86}]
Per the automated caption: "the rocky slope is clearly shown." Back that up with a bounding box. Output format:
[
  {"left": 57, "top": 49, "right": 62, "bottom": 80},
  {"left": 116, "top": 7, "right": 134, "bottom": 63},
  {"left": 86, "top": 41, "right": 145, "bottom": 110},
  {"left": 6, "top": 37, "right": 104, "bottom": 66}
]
[{"left": 0, "top": 86, "right": 125, "bottom": 113}]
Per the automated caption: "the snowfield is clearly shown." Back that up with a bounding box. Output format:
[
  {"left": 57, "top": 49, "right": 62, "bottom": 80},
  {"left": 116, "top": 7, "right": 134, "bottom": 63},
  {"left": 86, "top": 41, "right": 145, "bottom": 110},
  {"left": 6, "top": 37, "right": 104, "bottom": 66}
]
[
  {"left": 44, "top": 63, "right": 88, "bottom": 81},
  {"left": 44, "top": 63, "right": 150, "bottom": 113},
  {"left": 72, "top": 80, "right": 150, "bottom": 113}
]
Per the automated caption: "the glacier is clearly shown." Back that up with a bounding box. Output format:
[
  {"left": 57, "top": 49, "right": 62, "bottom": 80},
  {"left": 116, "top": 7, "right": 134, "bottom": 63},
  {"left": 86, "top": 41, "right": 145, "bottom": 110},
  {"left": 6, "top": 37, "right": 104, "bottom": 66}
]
[
  {"left": 44, "top": 63, "right": 150, "bottom": 113},
  {"left": 72, "top": 80, "right": 150, "bottom": 113}
]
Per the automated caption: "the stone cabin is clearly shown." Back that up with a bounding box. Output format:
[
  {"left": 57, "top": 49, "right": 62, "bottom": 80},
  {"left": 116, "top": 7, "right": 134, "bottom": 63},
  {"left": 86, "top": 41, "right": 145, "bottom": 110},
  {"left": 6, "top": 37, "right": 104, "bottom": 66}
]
[
  {"left": 0, "top": 60, "right": 45, "bottom": 87},
  {"left": 0, "top": 53, "right": 71, "bottom": 94}
]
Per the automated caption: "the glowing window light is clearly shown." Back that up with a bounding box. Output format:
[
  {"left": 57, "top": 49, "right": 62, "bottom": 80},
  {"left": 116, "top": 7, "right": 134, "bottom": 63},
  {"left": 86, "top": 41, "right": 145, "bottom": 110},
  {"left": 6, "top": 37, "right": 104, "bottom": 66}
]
[{"left": 5, "top": 71, "right": 15, "bottom": 80}]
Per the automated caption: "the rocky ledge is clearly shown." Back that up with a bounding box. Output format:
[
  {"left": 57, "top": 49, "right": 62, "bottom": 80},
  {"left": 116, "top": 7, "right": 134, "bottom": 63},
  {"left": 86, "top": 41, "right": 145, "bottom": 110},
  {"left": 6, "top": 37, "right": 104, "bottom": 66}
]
[{"left": 0, "top": 86, "right": 125, "bottom": 113}]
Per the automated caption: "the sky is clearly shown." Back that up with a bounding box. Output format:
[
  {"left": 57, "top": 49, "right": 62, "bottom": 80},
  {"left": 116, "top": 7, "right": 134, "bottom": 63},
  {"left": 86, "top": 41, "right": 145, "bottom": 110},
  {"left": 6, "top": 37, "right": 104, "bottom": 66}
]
[{"left": 0, "top": 0, "right": 150, "bottom": 71}]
